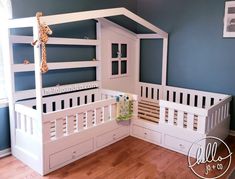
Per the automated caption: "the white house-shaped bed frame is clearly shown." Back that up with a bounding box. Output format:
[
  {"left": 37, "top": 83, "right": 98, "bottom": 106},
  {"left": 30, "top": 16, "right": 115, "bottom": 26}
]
[{"left": 3, "top": 8, "right": 232, "bottom": 175}]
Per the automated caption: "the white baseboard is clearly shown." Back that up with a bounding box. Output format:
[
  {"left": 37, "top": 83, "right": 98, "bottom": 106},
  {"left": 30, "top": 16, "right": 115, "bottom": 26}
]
[
  {"left": 0, "top": 148, "right": 11, "bottom": 158},
  {"left": 230, "top": 130, "right": 235, "bottom": 136}
]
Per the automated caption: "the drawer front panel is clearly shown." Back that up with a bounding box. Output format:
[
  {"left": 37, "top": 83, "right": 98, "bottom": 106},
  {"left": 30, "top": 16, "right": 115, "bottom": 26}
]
[
  {"left": 132, "top": 124, "right": 145, "bottom": 138},
  {"left": 132, "top": 124, "right": 162, "bottom": 144},
  {"left": 50, "top": 138, "right": 94, "bottom": 169},
  {"left": 96, "top": 126, "right": 129, "bottom": 148},
  {"left": 147, "top": 129, "right": 162, "bottom": 144},
  {"left": 164, "top": 135, "right": 192, "bottom": 154}
]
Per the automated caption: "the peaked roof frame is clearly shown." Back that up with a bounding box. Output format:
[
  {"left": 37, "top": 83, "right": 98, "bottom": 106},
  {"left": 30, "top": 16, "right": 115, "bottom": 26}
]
[{"left": 8, "top": 7, "right": 168, "bottom": 38}]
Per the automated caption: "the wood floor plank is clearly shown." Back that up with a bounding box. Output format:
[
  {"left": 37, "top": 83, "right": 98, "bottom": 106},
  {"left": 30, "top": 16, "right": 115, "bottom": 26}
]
[{"left": 0, "top": 136, "right": 234, "bottom": 179}]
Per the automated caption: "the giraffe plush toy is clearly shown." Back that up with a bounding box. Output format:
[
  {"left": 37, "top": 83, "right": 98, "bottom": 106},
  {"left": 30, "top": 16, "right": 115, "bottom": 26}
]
[{"left": 31, "top": 12, "right": 52, "bottom": 73}]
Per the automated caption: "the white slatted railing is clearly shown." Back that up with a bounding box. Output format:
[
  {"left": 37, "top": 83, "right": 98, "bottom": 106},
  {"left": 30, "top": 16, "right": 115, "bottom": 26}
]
[
  {"left": 15, "top": 104, "right": 39, "bottom": 136},
  {"left": 138, "top": 82, "right": 163, "bottom": 102},
  {"left": 206, "top": 96, "right": 232, "bottom": 132},
  {"left": 163, "top": 86, "right": 226, "bottom": 109},
  {"left": 42, "top": 98, "right": 117, "bottom": 142},
  {"left": 159, "top": 100, "right": 208, "bottom": 133}
]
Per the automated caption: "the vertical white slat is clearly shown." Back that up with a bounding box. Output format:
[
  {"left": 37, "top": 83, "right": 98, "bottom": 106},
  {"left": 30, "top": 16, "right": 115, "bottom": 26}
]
[
  {"left": 183, "top": 93, "right": 187, "bottom": 105},
  {"left": 169, "top": 90, "right": 174, "bottom": 102},
  {"left": 163, "top": 90, "right": 168, "bottom": 101},
  {"left": 55, "top": 118, "right": 64, "bottom": 138},
  {"left": 17, "top": 112, "right": 21, "bottom": 129},
  {"left": 86, "top": 110, "right": 94, "bottom": 128},
  {"left": 142, "top": 85, "right": 146, "bottom": 99},
  {"left": 168, "top": 108, "right": 174, "bottom": 125},
  {"left": 175, "top": 92, "right": 180, "bottom": 103},
  {"left": 80, "top": 94, "right": 85, "bottom": 105},
  {"left": 187, "top": 113, "right": 194, "bottom": 131},
  {"left": 66, "top": 115, "right": 75, "bottom": 135},
  {"left": 197, "top": 95, "right": 203, "bottom": 108},
  {"left": 77, "top": 113, "right": 84, "bottom": 130},
  {"left": 159, "top": 106, "right": 165, "bottom": 123},
  {"left": 221, "top": 105, "right": 224, "bottom": 121},
  {"left": 218, "top": 108, "right": 221, "bottom": 123},
  {"left": 26, "top": 116, "right": 31, "bottom": 134},
  {"left": 22, "top": 115, "right": 27, "bottom": 132},
  {"left": 197, "top": 116, "right": 206, "bottom": 133},
  {"left": 177, "top": 111, "right": 184, "bottom": 128},
  {"left": 55, "top": 99, "right": 60, "bottom": 111},
  {"left": 72, "top": 97, "right": 77, "bottom": 107},
  {"left": 43, "top": 122, "right": 51, "bottom": 142},
  {"left": 111, "top": 104, "right": 117, "bottom": 120},
  {"left": 226, "top": 103, "right": 230, "bottom": 118},
  {"left": 95, "top": 108, "right": 102, "bottom": 125},
  {"left": 190, "top": 94, "right": 195, "bottom": 107},
  {"left": 64, "top": 99, "right": 69, "bottom": 109},
  {"left": 103, "top": 106, "right": 110, "bottom": 121},
  {"left": 87, "top": 94, "right": 92, "bottom": 104},
  {"left": 147, "top": 87, "right": 151, "bottom": 100},
  {"left": 224, "top": 104, "right": 227, "bottom": 119},
  {"left": 154, "top": 88, "right": 158, "bottom": 101},
  {"left": 210, "top": 113, "right": 214, "bottom": 130},
  {"left": 46, "top": 102, "right": 52, "bottom": 113},
  {"left": 205, "top": 97, "right": 211, "bottom": 108}
]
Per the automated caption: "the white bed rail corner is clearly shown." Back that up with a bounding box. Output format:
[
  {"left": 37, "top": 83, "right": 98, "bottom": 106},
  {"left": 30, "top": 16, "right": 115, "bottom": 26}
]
[
  {"left": 207, "top": 96, "right": 232, "bottom": 133},
  {"left": 163, "top": 86, "right": 226, "bottom": 108},
  {"left": 138, "top": 82, "right": 163, "bottom": 102},
  {"left": 42, "top": 98, "right": 117, "bottom": 143},
  {"left": 100, "top": 89, "right": 138, "bottom": 117},
  {"left": 15, "top": 104, "right": 39, "bottom": 137},
  {"left": 159, "top": 100, "right": 208, "bottom": 133}
]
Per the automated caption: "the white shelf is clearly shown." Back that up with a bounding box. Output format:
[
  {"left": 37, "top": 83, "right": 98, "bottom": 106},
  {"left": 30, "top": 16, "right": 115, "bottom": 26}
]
[
  {"left": 10, "top": 35, "right": 100, "bottom": 46},
  {"left": 12, "top": 61, "right": 99, "bottom": 72},
  {"left": 14, "top": 81, "right": 100, "bottom": 101}
]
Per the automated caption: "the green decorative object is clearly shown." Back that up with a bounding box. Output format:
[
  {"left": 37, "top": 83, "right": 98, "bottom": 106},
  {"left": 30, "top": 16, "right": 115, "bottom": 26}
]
[{"left": 116, "top": 94, "right": 133, "bottom": 121}]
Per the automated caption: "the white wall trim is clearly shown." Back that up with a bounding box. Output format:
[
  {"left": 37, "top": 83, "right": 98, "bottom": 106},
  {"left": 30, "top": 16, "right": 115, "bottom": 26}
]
[
  {"left": 0, "top": 99, "right": 9, "bottom": 108},
  {"left": 0, "top": 148, "right": 11, "bottom": 158},
  {"left": 230, "top": 130, "right": 235, "bottom": 136}
]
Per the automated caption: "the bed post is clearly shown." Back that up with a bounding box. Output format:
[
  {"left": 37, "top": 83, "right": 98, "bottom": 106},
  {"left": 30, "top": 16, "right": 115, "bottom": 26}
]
[
  {"left": 161, "top": 36, "right": 168, "bottom": 98},
  {"left": 33, "top": 17, "right": 44, "bottom": 173},
  {"left": 2, "top": 19, "right": 16, "bottom": 155},
  {"left": 96, "top": 20, "right": 102, "bottom": 88}
]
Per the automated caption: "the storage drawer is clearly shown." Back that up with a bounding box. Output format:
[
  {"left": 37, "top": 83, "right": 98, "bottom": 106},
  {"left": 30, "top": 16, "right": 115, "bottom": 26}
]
[
  {"left": 50, "top": 138, "right": 94, "bottom": 169},
  {"left": 96, "top": 126, "right": 129, "bottom": 148},
  {"left": 132, "top": 125, "right": 162, "bottom": 144},
  {"left": 164, "top": 135, "right": 192, "bottom": 154}
]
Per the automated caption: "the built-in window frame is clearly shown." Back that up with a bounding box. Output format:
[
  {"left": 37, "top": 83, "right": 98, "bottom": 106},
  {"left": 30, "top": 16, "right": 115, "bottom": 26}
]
[{"left": 110, "top": 42, "right": 128, "bottom": 79}]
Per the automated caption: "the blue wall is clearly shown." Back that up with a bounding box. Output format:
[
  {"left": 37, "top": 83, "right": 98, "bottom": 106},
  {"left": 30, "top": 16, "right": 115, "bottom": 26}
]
[
  {"left": 0, "top": 0, "right": 137, "bottom": 151},
  {"left": 0, "top": 107, "right": 10, "bottom": 150},
  {"left": 138, "top": 0, "right": 235, "bottom": 130}
]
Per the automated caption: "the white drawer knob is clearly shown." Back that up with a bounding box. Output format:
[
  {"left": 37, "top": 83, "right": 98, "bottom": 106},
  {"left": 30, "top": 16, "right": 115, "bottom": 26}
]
[
  {"left": 179, "top": 144, "right": 184, "bottom": 149},
  {"left": 72, "top": 151, "right": 76, "bottom": 159}
]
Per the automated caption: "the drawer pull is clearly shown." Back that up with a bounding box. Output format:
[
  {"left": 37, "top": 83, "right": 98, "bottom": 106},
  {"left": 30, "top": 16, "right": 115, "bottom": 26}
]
[
  {"left": 72, "top": 151, "right": 76, "bottom": 159},
  {"left": 179, "top": 144, "right": 185, "bottom": 149}
]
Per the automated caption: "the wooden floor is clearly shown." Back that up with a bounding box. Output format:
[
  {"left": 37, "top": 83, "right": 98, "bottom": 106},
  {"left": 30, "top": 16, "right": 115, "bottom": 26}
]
[{"left": 0, "top": 136, "right": 234, "bottom": 179}]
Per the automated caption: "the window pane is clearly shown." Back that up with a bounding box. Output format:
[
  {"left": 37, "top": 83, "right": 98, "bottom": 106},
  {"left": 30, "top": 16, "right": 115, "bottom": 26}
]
[
  {"left": 112, "top": 43, "right": 119, "bottom": 58},
  {"left": 121, "top": 60, "right": 127, "bottom": 74},
  {"left": 121, "top": 44, "right": 127, "bottom": 58},
  {"left": 112, "top": 61, "right": 119, "bottom": 75}
]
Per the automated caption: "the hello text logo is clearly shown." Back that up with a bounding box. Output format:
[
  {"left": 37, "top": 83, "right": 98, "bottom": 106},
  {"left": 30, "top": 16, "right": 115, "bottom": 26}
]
[{"left": 187, "top": 136, "right": 232, "bottom": 179}]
